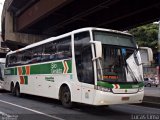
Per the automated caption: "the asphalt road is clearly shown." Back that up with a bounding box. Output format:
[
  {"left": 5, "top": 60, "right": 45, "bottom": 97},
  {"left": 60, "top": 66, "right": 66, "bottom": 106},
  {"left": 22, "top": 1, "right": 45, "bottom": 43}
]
[
  {"left": 0, "top": 91, "right": 160, "bottom": 120},
  {"left": 144, "top": 86, "right": 160, "bottom": 97}
]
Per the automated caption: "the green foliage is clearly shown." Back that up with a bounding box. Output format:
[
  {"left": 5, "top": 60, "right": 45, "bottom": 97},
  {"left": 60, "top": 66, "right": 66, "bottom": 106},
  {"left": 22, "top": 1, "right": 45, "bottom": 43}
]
[{"left": 129, "top": 23, "right": 158, "bottom": 51}]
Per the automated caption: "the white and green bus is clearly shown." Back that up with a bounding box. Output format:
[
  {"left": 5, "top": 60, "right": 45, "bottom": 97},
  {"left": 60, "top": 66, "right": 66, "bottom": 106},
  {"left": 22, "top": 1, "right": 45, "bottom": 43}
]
[{"left": 4, "top": 27, "right": 148, "bottom": 107}]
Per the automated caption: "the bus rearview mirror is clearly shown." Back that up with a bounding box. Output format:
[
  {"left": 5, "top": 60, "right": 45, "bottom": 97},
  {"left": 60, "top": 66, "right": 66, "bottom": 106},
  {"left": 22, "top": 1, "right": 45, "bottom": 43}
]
[{"left": 90, "top": 41, "right": 102, "bottom": 59}]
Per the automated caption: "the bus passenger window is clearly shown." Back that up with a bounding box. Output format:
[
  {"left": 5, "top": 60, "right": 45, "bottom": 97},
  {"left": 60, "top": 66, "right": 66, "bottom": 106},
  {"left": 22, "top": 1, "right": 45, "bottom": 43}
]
[
  {"left": 22, "top": 50, "right": 33, "bottom": 64},
  {"left": 32, "top": 46, "right": 43, "bottom": 63},
  {"left": 9, "top": 55, "right": 17, "bottom": 67},
  {"left": 57, "top": 36, "right": 72, "bottom": 60},
  {"left": 42, "top": 42, "right": 56, "bottom": 61}
]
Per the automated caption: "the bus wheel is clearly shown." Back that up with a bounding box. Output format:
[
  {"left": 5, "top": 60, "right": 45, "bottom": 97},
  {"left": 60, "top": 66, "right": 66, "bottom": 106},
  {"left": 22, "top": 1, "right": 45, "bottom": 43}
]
[
  {"left": 10, "top": 83, "right": 15, "bottom": 96},
  {"left": 60, "top": 86, "right": 72, "bottom": 108},
  {"left": 15, "top": 84, "right": 21, "bottom": 97}
]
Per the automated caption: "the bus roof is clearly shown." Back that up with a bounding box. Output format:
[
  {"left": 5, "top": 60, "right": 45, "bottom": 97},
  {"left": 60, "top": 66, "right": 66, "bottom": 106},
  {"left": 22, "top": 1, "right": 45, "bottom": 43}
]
[{"left": 7, "top": 27, "right": 132, "bottom": 55}]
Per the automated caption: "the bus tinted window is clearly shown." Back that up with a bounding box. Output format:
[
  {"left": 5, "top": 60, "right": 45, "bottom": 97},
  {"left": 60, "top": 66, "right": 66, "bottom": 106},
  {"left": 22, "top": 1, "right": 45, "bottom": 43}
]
[
  {"left": 16, "top": 52, "right": 23, "bottom": 66},
  {"left": 9, "top": 54, "right": 16, "bottom": 67},
  {"left": 42, "top": 36, "right": 72, "bottom": 62},
  {"left": 42, "top": 42, "right": 56, "bottom": 61},
  {"left": 74, "top": 32, "right": 94, "bottom": 84},
  {"left": 22, "top": 49, "right": 33, "bottom": 64},
  {"left": 31, "top": 46, "right": 43, "bottom": 63},
  {"left": 57, "top": 37, "right": 72, "bottom": 60},
  {"left": 6, "top": 36, "right": 72, "bottom": 67}
]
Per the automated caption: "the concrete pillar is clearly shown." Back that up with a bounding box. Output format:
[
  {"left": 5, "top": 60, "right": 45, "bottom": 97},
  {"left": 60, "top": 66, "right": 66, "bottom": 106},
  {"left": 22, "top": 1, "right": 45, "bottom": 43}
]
[
  {"left": 2, "top": 0, "right": 48, "bottom": 50},
  {"left": 5, "top": 11, "right": 46, "bottom": 45}
]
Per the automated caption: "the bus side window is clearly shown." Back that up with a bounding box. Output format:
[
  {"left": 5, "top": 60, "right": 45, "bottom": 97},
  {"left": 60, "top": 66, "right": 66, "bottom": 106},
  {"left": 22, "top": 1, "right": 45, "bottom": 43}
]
[
  {"left": 8, "top": 54, "right": 17, "bottom": 67},
  {"left": 31, "top": 46, "right": 43, "bottom": 63},
  {"left": 16, "top": 52, "right": 23, "bottom": 66},
  {"left": 57, "top": 36, "right": 72, "bottom": 60},
  {"left": 22, "top": 49, "right": 33, "bottom": 64},
  {"left": 49, "top": 43, "right": 57, "bottom": 60},
  {"left": 42, "top": 42, "right": 56, "bottom": 62},
  {"left": 41, "top": 36, "right": 72, "bottom": 62}
]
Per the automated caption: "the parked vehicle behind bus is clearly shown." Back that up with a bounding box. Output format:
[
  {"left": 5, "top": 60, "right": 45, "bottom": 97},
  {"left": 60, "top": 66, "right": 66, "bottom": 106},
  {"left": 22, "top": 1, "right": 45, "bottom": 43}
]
[{"left": 144, "top": 77, "right": 159, "bottom": 87}]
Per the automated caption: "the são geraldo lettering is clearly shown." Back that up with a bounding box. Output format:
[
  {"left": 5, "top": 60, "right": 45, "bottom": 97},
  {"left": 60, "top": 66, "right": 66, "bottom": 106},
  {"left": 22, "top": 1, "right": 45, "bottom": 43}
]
[{"left": 51, "top": 63, "right": 63, "bottom": 74}]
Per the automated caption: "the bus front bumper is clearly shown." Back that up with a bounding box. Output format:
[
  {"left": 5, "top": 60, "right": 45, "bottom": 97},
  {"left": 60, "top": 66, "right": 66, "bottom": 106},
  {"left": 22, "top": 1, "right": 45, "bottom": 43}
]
[{"left": 93, "top": 90, "right": 144, "bottom": 105}]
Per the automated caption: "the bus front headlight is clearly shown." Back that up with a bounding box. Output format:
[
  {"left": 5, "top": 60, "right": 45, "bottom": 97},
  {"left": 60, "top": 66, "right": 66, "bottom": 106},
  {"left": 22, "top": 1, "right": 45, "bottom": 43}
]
[
  {"left": 95, "top": 85, "right": 111, "bottom": 92},
  {"left": 138, "top": 87, "right": 144, "bottom": 92}
]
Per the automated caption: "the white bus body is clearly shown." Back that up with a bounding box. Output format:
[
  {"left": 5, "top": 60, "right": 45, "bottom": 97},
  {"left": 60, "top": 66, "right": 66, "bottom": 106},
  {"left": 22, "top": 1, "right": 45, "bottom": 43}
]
[{"left": 4, "top": 28, "right": 146, "bottom": 107}]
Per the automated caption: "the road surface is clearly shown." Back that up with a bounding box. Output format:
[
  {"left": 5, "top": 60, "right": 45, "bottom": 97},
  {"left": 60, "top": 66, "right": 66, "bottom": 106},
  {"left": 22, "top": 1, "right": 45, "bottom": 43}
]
[
  {"left": 0, "top": 91, "right": 159, "bottom": 120},
  {"left": 144, "top": 86, "right": 160, "bottom": 97}
]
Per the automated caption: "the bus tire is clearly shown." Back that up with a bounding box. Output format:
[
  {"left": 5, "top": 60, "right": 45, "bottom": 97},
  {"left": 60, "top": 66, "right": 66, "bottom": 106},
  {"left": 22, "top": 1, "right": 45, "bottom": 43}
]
[
  {"left": 60, "top": 86, "right": 72, "bottom": 108},
  {"left": 10, "top": 82, "right": 15, "bottom": 96},
  {"left": 15, "top": 83, "right": 21, "bottom": 97}
]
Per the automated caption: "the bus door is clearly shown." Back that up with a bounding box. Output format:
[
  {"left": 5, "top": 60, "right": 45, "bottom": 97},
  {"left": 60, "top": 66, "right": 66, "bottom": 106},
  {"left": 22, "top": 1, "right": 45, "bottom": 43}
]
[
  {"left": 74, "top": 32, "right": 95, "bottom": 104},
  {"left": 82, "top": 47, "right": 95, "bottom": 104}
]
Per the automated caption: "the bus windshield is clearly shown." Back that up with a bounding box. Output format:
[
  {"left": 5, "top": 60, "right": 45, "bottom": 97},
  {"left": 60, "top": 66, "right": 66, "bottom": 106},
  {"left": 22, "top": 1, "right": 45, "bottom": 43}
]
[{"left": 93, "top": 30, "right": 143, "bottom": 83}]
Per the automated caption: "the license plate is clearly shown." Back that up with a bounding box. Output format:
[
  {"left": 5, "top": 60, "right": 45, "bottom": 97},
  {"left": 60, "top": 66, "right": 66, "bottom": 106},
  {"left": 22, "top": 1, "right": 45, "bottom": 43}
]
[{"left": 122, "top": 97, "right": 129, "bottom": 101}]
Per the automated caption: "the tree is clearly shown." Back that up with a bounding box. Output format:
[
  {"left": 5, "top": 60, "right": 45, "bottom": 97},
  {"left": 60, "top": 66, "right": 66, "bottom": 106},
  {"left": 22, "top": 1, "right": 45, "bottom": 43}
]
[{"left": 129, "top": 23, "right": 158, "bottom": 52}]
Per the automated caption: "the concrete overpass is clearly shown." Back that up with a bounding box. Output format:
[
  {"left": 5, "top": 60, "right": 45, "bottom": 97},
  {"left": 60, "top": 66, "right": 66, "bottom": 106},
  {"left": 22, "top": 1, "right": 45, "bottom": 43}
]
[
  {"left": 0, "top": 34, "right": 9, "bottom": 58},
  {"left": 1, "top": 0, "right": 160, "bottom": 50}
]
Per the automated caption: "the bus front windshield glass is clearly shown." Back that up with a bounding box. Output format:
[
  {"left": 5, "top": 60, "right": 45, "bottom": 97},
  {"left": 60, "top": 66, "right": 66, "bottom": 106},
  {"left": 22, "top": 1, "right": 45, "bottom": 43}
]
[{"left": 93, "top": 30, "right": 143, "bottom": 83}]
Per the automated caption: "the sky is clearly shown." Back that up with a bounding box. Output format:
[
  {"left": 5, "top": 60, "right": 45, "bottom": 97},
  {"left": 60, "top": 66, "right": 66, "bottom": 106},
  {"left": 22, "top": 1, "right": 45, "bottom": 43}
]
[{"left": 0, "top": 0, "right": 5, "bottom": 32}]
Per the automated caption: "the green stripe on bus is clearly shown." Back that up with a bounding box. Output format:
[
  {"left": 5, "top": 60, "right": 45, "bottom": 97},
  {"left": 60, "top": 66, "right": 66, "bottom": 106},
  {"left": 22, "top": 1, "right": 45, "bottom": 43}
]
[
  {"left": 51, "top": 62, "right": 64, "bottom": 74},
  {"left": 22, "top": 67, "right": 26, "bottom": 75},
  {"left": 97, "top": 81, "right": 144, "bottom": 89},
  {"left": 97, "top": 81, "right": 113, "bottom": 88},
  {"left": 24, "top": 76, "right": 28, "bottom": 84},
  {"left": 119, "top": 84, "right": 136, "bottom": 89},
  {"left": 66, "top": 60, "right": 72, "bottom": 73},
  {"left": 4, "top": 68, "right": 17, "bottom": 75},
  {"left": 5, "top": 60, "right": 72, "bottom": 75},
  {"left": 30, "top": 63, "right": 52, "bottom": 74}
]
